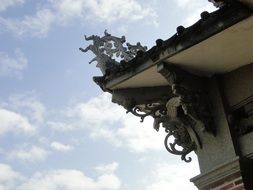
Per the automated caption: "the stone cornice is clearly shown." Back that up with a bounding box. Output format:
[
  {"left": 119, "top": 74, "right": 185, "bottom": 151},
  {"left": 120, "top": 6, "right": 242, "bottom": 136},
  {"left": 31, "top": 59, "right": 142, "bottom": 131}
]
[{"left": 190, "top": 157, "right": 241, "bottom": 189}]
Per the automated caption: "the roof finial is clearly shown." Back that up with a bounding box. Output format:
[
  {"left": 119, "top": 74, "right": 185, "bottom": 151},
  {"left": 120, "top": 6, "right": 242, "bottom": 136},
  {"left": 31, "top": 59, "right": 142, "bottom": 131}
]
[{"left": 80, "top": 30, "right": 147, "bottom": 75}]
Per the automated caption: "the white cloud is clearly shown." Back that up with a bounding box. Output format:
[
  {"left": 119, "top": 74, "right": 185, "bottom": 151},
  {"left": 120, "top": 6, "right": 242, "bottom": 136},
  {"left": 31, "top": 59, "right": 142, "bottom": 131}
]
[
  {"left": 8, "top": 145, "right": 48, "bottom": 162},
  {"left": 6, "top": 93, "right": 45, "bottom": 124},
  {"left": 0, "top": 92, "right": 45, "bottom": 136},
  {"left": 145, "top": 161, "right": 199, "bottom": 190},
  {"left": 50, "top": 0, "right": 157, "bottom": 24},
  {"left": 17, "top": 164, "right": 121, "bottom": 190},
  {"left": 173, "top": 0, "right": 201, "bottom": 9},
  {"left": 0, "top": 162, "right": 121, "bottom": 190},
  {"left": 0, "top": 0, "right": 25, "bottom": 12},
  {"left": 117, "top": 116, "right": 165, "bottom": 153},
  {"left": 89, "top": 127, "right": 123, "bottom": 147},
  {"left": 97, "top": 173, "right": 121, "bottom": 190},
  {"left": 0, "top": 9, "right": 55, "bottom": 38},
  {"left": 183, "top": 4, "right": 217, "bottom": 27},
  {"left": 0, "top": 0, "right": 157, "bottom": 37},
  {"left": 0, "top": 108, "right": 35, "bottom": 135},
  {"left": 50, "top": 141, "right": 73, "bottom": 152},
  {"left": 67, "top": 93, "right": 125, "bottom": 127},
  {"left": 95, "top": 162, "right": 119, "bottom": 174},
  {"left": 0, "top": 49, "right": 27, "bottom": 78},
  {"left": 66, "top": 93, "right": 166, "bottom": 153},
  {"left": 173, "top": 0, "right": 217, "bottom": 27},
  {"left": 0, "top": 163, "right": 22, "bottom": 182},
  {"left": 47, "top": 121, "right": 78, "bottom": 131},
  {"left": 0, "top": 163, "right": 23, "bottom": 190}
]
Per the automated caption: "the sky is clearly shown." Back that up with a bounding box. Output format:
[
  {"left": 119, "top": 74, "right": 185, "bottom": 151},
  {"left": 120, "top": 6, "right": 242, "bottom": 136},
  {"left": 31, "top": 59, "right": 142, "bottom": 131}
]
[{"left": 0, "top": 0, "right": 217, "bottom": 189}]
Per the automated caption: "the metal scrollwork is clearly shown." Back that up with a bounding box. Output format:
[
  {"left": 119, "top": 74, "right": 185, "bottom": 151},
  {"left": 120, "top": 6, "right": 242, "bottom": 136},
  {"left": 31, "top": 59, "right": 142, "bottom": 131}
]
[
  {"left": 127, "top": 98, "right": 201, "bottom": 163},
  {"left": 151, "top": 96, "right": 202, "bottom": 162},
  {"left": 80, "top": 30, "right": 147, "bottom": 75},
  {"left": 127, "top": 103, "right": 167, "bottom": 123},
  {"left": 163, "top": 118, "right": 199, "bottom": 162}
]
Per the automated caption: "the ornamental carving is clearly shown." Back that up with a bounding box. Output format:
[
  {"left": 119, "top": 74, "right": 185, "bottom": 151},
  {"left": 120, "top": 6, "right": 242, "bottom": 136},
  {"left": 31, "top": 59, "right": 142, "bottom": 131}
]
[
  {"left": 157, "top": 63, "right": 214, "bottom": 135},
  {"left": 80, "top": 30, "right": 147, "bottom": 75},
  {"left": 127, "top": 97, "right": 202, "bottom": 162},
  {"left": 121, "top": 63, "right": 214, "bottom": 162},
  {"left": 127, "top": 103, "right": 167, "bottom": 123},
  {"left": 82, "top": 30, "right": 215, "bottom": 162}
]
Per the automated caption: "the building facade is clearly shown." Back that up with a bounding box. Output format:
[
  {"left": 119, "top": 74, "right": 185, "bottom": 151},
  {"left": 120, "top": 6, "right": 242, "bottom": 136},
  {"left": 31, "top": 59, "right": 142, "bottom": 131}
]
[{"left": 81, "top": 0, "right": 253, "bottom": 189}]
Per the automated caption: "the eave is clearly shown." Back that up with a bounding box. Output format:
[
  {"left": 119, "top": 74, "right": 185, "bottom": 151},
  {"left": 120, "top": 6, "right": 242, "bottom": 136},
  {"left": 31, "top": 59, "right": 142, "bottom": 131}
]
[{"left": 103, "top": 3, "right": 252, "bottom": 90}]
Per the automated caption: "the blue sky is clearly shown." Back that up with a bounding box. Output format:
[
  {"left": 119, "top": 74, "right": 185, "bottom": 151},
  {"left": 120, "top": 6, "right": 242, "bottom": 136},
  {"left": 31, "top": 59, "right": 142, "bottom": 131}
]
[{"left": 0, "top": 0, "right": 216, "bottom": 189}]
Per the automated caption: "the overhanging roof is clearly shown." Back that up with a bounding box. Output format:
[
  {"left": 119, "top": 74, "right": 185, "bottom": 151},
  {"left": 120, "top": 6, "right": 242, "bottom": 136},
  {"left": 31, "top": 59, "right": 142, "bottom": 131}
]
[{"left": 103, "top": 3, "right": 252, "bottom": 90}]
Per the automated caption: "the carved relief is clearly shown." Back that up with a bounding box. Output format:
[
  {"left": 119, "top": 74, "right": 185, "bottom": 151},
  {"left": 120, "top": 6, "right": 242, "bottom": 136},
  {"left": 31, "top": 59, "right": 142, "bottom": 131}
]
[
  {"left": 155, "top": 97, "right": 202, "bottom": 162},
  {"left": 80, "top": 30, "right": 147, "bottom": 75},
  {"left": 127, "top": 103, "right": 167, "bottom": 123},
  {"left": 111, "top": 63, "right": 213, "bottom": 162},
  {"left": 151, "top": 62, "right": 213, "bottom": 162},
  {"left": 126, "top": 96, "right": 202, "bottom": 162},
  {"left": 163, "top": 118, "right": 198, "bottom": 162},
  {"left": 81, "top": 31, "right": 206, "bottom": 162},
  {"left": 157, "top": 62, "right": 214, "bottom": 135}
]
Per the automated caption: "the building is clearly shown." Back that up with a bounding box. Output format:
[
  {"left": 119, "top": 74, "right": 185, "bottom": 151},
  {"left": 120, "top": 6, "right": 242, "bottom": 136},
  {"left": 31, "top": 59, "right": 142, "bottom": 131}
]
[{"left": 80, "top": 0, "right": 253, "bottom": 189}]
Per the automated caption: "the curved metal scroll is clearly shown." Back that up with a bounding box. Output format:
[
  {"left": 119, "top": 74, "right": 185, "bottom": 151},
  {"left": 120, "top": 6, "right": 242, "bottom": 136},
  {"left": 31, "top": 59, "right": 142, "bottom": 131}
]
[
  {"left": 127, "top": 103, "right": 167, "bottom": 122},
  {"left": 127, "top": 97, "right": 202, "bottom": 162},
  {"left": 163, "top": 118, "right": 201, "bottom": 162}
]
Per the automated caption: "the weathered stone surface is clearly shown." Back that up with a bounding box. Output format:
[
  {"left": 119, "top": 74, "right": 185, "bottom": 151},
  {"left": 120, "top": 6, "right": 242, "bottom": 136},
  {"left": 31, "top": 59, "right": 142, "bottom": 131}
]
[{"left": 195, "top": 77, "right": 237, "bottom": 173}]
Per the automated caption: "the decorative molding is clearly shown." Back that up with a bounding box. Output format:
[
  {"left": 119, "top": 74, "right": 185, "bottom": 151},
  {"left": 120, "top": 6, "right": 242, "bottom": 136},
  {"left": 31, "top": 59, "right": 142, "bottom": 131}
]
[
  {"left": 80, "top": 30, "right": 147, "bottom": 75},
  {"left": 191, "top": 157, "right": 241, "bottom": 189}
]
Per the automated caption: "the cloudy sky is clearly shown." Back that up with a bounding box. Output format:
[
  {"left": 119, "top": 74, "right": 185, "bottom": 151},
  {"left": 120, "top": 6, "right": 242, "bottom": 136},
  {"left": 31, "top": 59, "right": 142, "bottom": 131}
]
[{"left": 0, "top": 0, "right": 217, "bottom": 189}]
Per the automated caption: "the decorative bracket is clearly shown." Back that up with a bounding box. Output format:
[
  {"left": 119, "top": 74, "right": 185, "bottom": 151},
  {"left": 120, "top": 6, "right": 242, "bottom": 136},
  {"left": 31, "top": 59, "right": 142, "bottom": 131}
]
[
  {"left": 157, "top": 62, "right": 214, "bottom": 135},
  {"left": 115, "top": 62, "right": 214, "bottom": 162},
  {"left": 127, "top": 98, "right": 202, "bottom": 162}
]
